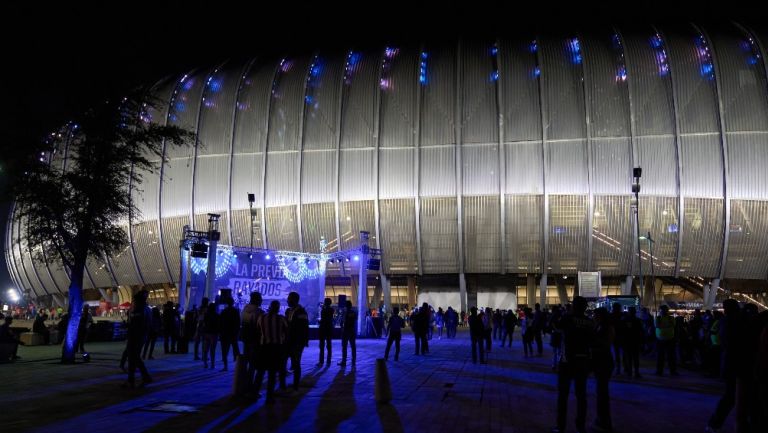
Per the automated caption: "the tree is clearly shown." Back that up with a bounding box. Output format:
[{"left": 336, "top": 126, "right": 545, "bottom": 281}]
[{"left": 12, "top": 91, "right": 195, "bottom": 363}]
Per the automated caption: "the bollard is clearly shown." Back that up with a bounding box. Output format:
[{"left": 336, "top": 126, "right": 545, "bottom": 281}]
[
  {"left": 374, "top": 358, "right": 392, "bottom": 403},
  {"left": 231, "top": 355, "right": 248, "bottom": 397}
]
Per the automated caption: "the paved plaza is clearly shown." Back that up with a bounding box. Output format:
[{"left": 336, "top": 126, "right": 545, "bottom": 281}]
[{"left": 0, "top": 329, "right": 734, "bottom": 433}]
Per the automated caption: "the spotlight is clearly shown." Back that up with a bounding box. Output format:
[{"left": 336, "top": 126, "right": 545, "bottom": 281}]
[
  {"left": 265, "top": 254, "right": 271, "bottom": 260},
  {"left": 249, "top": 253, "right": 253, "bottom": 259},
  {"left": 345, "top": 258, "right": 350, "bottom": 262},
  {"left": 353, "top": 255, "right": 360, "bottom": 261}
]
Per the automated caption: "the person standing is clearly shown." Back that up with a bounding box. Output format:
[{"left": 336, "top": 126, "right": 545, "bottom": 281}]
[
  {"left": 533, "top": 303, "right": 544, "bottom": 356},
  {"left": 483, "top": 307, "right": 493, "bottom": 353},
  {"left": 77, "top": 304, "right": 93, "bottom": 354},
  {"left": 123, "top": 290, "right": 152, "bottom": 388},
  {"left": 706, "top": 299, "right": 745, "bottom": 433},
  {"left": 317, "top": 298, "right": 334, "bottom": 367},
  {"left": 435, "top": 308, "right": 444, "bottom": 339},
  {"left": 501, "top": 309, "right": 517, "bottom": 348},
  {"left": 384, "top": 307, "right": 405, "bottom": 361},
  {"left": 552, "top": 296, "right": 594, "bottom": 433},
  {"left": 241, "top": 292, "right": 264, "bottom": 394},
  {"left": 194, "top": 298, "right": 209, "bottom": 360},
  {"left": 162, "top": 301, "right": 178, "bottom": 354},
  {"left": 493, "top": 309, "right": 503, "bottom": 341},
  {"left": 522, "top": 307, "right": 535, "bottom": 357},
  {"left": 219, "top": 297, "right": 241, "bottom": 371},
  {"left": 339, "top": 300, "right": 357, "bottom": 367},
  {"left": 412, "top": 303, "right": 429, "bottom": 355},
  {"left": 446, "top": 307, "right": 457, "bottom": 339},
  {"left": 469, "top": 307, "right": 485, "bottom": 364},
  {"left": 655, "top": 305, "right": 678, "bottom": 376},
  {"left": 592, "top": 307, "right": 615, "bottom": 432},
  {"left": 622, "top": 306, "right": 643, "bottom": 378},
  {"left": 201, "top": 302, "right": 219, "bottom": 370},
  {"left": 284, "top": 291, "right": 309, "bottom": 391},
  {"left": 548, "top": 306, "right": 563, "bottom": 370},
  {"left": 141, "top": 307, "right": 161, "bottom": 360},
  {"left": 255, "top": 300, "right": 288, "bottom": 404},
  {"left": 610, "top": 302, "right": 625, "bottom": 375}
]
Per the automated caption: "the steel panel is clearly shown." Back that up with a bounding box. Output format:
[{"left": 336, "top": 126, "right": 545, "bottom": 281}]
[
  {"left": 463, "top": 195, "right": 501, "bottom": 272},
  {"left": 31, "top": 245, "right": 58, "bottom": 293},
  {"left": 132, "top": 165, "right": 161, "bottom": 221},
  {"left": 231, "top": 153, "right": 264, "bottom": 208},
  {"left": 338, "top": 149, "right": 375, "bottom": 202},
  {"left": 161, "top": 160, "right": 194, "bottom": 219},
  {"left": 85, "top": 255, "right": 113, "bottom": 289},
  {"left": 193, "top": 155, "right": 231, "bottom": 243},
  {"left": 160, "top": 215, "right": 188, "bottom": 278},
  {"left": 379, "top": 199, "right": 418, "bottom": 273},
  {"left": 301, "top": 203, "right": 337, "bottom": 253},
  {"left": 634, "top": 196, "right": 679, "bottom": 276},
  {"left": 379, "top": 148, "right": 416, "bottom": 199},
  {"left": 47, "top": 260, "right": 70, "bottom": 293},
  {"left": 506, "top": 195, "right": 543, "bottom": 273},
  {"left": 546, "top": 139, "right": 588, "bottom": 194},
  {"left": 197, "top": 63, "right": 241, "bottom": 156},
  {"left": 420, "top": 46, "right": 456, "bottom": 147},
  {"left": 499, "top": 38, "right": 542, "bottom": 142},
  {"left": 10, "top": 211, "right": 35, "bottom": 293},
  {"left": 339, "top": 51, "right": 379, "bottom": 150},
  {"left": 710, "top": 29, "right": 768, "bottom": 132},
  {"left": 727, "top": 133, "right": 768, "bottom": 199},
  {"left": 540, "top": 37, "right": 587, "bottom": 140},
  {"left": 265, "top": 152, "right": 299, "bottom": 207},
  {"left": 420, "top": 146, "right": 456, "bottom": 197},
  {"left": 167, "top": 70, "right": 208, "bottom": 158},
  {"left": 591, "top": 137, "right": 632, "bottom": 194},
  {"left": 592, "top": 195, "right": 633, "bottom": 275},
  {"left": 679, "top": 197, "right": 724, "bottom": 276},
  {"left": 582, "top": 33, "right": 632, "bottom": 138},
  {"left": 268, "top": 57, "right": 312, "bottom": 152},
  {"left": 505, "top": 142, "right": 544, "bottom": 194},
  {"left": 462, "top": 144, "right": 500, "bottom": 196},
  {"left": 304, "top": 55, "right": 344, "bottom": 151},
  {"left": 461, "top": 42, "right": 498, "bottom": 144},
  {"left": 18, "top": 220, "right": 44, "bottom": 294},
  {"left": 233, "top": 61, "right": 274, "bottom": 154},
  {"left": 664, "top": 28, "right": 720, "bottom": 134},
  {"left": 339, "top": 201, "right": 376, "bottom": 250},
  {"left": 725, "top": 199, "right": 768, "bottom": 278},
  {"left": 679, "top": 134, "right": 724, "bottom": 198},
  {"left": 108, "top": 229, "right": 141, "bottom": 285},
  {"left": 265, "top": 206, "right": 300, "bottom": 251},
  {"left": 380, "top": 47, "right": 418, "bottom": 148},
  {"left": 635, "top": 135, "right": 678, "bottom": 196},
  {"left": 230, "top": 208, "right": 264, "bottom": 249},
  {"left": 547, "top": 195, "right": 589, "bottom": 273},
  {"left": 419, "top": 197, "right": 460, "bottom": 273},
  {"left": 132, "top": 221, "right": 169, "bottom": 285},
  {"left": 301, "top": 150, "right": 336, "bottom": 204},
  {"left": 622, "top": 31, "right": 676, "bottom": 136}
]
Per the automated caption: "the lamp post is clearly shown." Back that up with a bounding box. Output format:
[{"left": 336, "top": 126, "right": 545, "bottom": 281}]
[
  {"left": 631, "top": 167, "right": 643, "bottom": 303},
  {"left": 247, "top": 193, "right": 256, "bottom": 250},
  {"left": 639, "top": 232, "right": 657, "bottom": 312}
]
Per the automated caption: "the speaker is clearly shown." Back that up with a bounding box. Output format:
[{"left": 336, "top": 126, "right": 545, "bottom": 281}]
[{"left": 191, "top": 242, "right": 208, "bottom": 258}]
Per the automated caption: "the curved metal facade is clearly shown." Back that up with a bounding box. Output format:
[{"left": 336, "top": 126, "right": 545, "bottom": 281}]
[{"left": 8, "top": 24, "right": 768, "bottom": 297}]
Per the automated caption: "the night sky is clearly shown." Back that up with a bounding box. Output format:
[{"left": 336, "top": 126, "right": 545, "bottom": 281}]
[{"left": 0, "top": 1, "right": 757, "bottom": 299}]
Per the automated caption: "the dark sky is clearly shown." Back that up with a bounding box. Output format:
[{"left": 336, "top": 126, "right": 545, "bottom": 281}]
[{"left": 0, "top": 1, "right": 758, "bottom": 297}]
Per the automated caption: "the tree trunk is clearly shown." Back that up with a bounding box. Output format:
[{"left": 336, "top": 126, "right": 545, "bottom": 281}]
[{"left": 61, "top": 254, "right": 86, "bottom": 363}]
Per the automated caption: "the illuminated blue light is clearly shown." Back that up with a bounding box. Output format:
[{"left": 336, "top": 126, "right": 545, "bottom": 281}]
[
  {"left": 553, "top": 226, "right": 567, "bottom": 234},
  {"left": 421, "top": 52, "right": 428, "bottom": 60},
  {"left": 277, "top": 255, "right": 325, "bottom": 283},
  {"left": 349, "top": 52, "right": 361, "bottom": 66},
  {"left": 650, "top": 35, "right": 663, "bottom": 48},
  {"left": 747, "top": 56, "right": 758, "bottom": 65},
  {"left": 182, "top": 79, "right": 195, "bottom": 91},
  {"left": 529, "top": 40, "right": 538, "bottom": 53},
  {"left": 694, "top": 35, "right": 715, "bottom": 81},
  {"left": 616, "top": 65, "right": 627, "bottom": 82},
  {"left": 353, "top": 255, "right": 360, "bottom": 261},
  {"left": 384, "top": 47, "right": 399, "bottom": 59},
  {"left": 305, "top": 95, "right": 313, "bottom": 104},
  {"left": 190, "top": 247, "right": 234, "bottom": 278},
  {"left": 265, "top": 254, "right": 271, "bottom": 260},
  {"left": 379, "top": 78, "right": 391, "bottom": 90},
  {"left": 310, "top": 63, "right": 322, "bottom": 77},
  {"left": 667, "top": 223, "right": 679, "bottom": 233},
  {"left": 650, "top": 34, "right": 669, "bottom": 76},
  {"left": 203, "top": 99, "right": 214, "bottom": 108},
  {"left": 208, "top": 78, "right": 223, "bottom": 93},
  {"left": 741, "top": 36, "right": 762, "bottom": 67},
  {"left": 491, "top": 46, "right": 498, "bottom": 56},
  {"left": 533, "top": 66, "right": 541, "bottom": 78},
  {"left": 174, "top": 102, "right": 186, "bottom": 112},
  {"left": 344, "top": 52, "right": 360, "bottom": 84},
  {"left": 490, "top": 70, "right": 499, "bottom": 82},
  {"left": 568, "top": 38, "right": 582, "bottom": 64},
  {"left": 419, "top": 51, "right": 428, "bottom": 85}
]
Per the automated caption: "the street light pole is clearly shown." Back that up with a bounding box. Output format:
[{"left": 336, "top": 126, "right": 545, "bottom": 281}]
[
  {"left": 646, "top": 232, "right": 656, "bottom": 312},
  {"left": 632, "top": 167, "right": 643, "bottom": 304}
]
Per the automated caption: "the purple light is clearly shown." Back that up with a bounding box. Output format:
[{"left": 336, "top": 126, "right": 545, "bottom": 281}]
[
  {"left": 379, "top": 78, "right": 391, "bottom": 90},
  {"left": 265, "top": 254, "right": 271, "bottom": 260},
  {"left": 353, "top": 255, "right": 359, "bottom": 261},
  {"left": 182, "top": 79, "right": 195, "bottom": 91},
  {"left": 529, "top": 40, "right": 538, "bottom": 53},
  {"left": 616, "top": 65, "right": 627, "bottom": 82},
  {"left": 568, "top": 38, "right": 582, "bottom": 64},
  {"left": 384, "top": 47, "right": 399, "bottom": 59}
]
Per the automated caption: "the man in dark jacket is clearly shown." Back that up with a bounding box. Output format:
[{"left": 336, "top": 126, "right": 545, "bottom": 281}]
[
  {"left": 501, "top": 309, "right": 517, "bottom": 348},
  {"left": 622, "top": 306, "right": 643, "bottom": 378},
  {"left": 219, "top": 297, "right": 241, "bottom": 371},
  {"left": 123, "top": 290, "right": 152, "bottom": 388},
  {"left": 469, "top": 307, "right": 485, "bottom": 364},
  {"left": 339, "top": 300, "right": 357, "bottom": 367},
  {"left": 284, "top": 291, "right": 309, "bottom": 391},
  {"left": 706, "top": 299, "right": 745, "bottom": 432},
  {"left": 412, "top": 303, "right": 430, "bottom": 355},
  {"left": 553, "top": 296, "right": 594, "bottom": 433},
  {"left": 384, "top": 307, "right": 405, "bottom": 361},
  {"left": 162, "top": 301, "right": 178, "bottom": 354},
  {"left": 317, "top": 298, "right": 334, "bottom": 367}
]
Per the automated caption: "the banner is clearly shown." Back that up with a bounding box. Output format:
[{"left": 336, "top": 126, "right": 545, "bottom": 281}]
[
  {"left": 578, "top": 271, "right": 602, "bottom": 299},
  {"left": 188, "top": 250, "right": 325, "bottom": 324}
]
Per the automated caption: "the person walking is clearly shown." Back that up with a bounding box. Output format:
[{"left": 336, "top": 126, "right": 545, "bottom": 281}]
[
  {"left": 219, "top": 296, "right": 241, "bottom": 371},
  {"left": 122, "top": 291, "right": 152, "bottom": 388},
  {"left": 706, "top": 299, "right": 745, "bottom": 433},
  {"left": 317, "top": 298, "right": 334, "bottom": 367},
  {"left": 284, "top": 291, "right": 309, "bottom": 391},
  {"left": 552, "top": 296, "right": 593, "bottom": 433},
  {"left": 384, "top": 307, "right": 405, "bottom": 361},
  {"left": 254, "top": 300, "right": 288, "bottom": 405},
  {"left": 655, "top": 305, "right": 678, "bottom": 376},
  {"left": 592, "top": 307, "right": 615, "bottom": 432},
  {"left": 339, "top": 300, "right": 357, "bottom": 367},
  {"left": 469, "top": 307, "right": 485, "bottom": 364}
]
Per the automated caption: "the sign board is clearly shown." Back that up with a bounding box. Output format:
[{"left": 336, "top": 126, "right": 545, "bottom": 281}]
[
  {"left": 578, "top": 271, "right": 602, "bottom": 299},
  {"left": 187, "top": 250, "right": 325, "bottom": 324}
]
